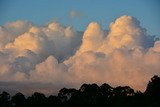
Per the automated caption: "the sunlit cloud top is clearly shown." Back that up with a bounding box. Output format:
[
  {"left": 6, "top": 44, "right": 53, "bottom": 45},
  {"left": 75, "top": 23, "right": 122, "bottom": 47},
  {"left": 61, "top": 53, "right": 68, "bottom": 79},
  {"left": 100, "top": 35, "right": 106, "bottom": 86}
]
[{"left": 0, "top": 15, "right": 160, "bottom": 95}]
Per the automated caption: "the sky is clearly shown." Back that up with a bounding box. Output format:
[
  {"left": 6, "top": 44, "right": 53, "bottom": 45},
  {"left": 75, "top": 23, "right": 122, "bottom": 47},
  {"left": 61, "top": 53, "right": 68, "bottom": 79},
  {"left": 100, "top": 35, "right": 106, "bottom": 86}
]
[
  {"left": 0, "top": 0, "right": 160, "bottom": 35},
  {"left": 0, "top": 0, "right": 160, "bottom": 95}
]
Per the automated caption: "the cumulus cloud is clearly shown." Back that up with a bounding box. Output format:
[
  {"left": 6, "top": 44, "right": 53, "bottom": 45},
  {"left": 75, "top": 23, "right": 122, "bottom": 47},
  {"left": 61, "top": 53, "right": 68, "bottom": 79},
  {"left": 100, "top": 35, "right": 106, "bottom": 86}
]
[
  {"left": 0, "top": 20, "right": 32, "bottom": 49},
  {"left": 65, "top": 15, "right": 157, "bottom": 91},
  {"left": 0, "top": 15, "right": 160, "bottom": 94},
  {"left": 77, "top": 22, "right": 105, "bottom": 54},
  {"left": 3, "top": 21, "right": 82, "bottom": 61}
]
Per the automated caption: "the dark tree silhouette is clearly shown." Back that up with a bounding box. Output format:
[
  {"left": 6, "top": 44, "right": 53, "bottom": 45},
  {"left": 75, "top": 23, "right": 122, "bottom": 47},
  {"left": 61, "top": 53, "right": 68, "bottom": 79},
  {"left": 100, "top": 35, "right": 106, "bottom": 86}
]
[
  {"left": 111, "top": 86, "right": 135, "bottom": 107},
  {"left": 26, "top": 92, "right": 47, "bottom": 107},
  {"left": 113, "top": 86, "right": 135, "bottom": 97},
  {"left": 58, "top": 88, "right": 78, "bottom": 102},
  {"left": 100, "top": 83, "right": 113, "bottom": 97},
  {"left": 143, "top": 75, "right": 160, "bottom": 107},
  {"left": 0, "top": 91, "right": 11, "bottom": 107},
  {"left": 1, "top": 75, "right": 160, "bottom": 107},
  {"left": 47, "top": 95, "right": 61, "bottom": 107},
  {"left": 79, "top": 83, "right": 100, "bottom": 106},
  {"left": 145, "top": 75, "right": 160, "bottom": 97},
  {"left": 11, "top": 92, "right": 26, "bottom": 107}
]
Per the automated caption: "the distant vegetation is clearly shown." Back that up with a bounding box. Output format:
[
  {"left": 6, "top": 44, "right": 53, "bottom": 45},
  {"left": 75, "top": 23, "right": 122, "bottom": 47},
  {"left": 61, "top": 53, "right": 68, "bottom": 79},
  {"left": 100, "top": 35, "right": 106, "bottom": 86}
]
[{"left": 1, "top": 75, "right": 160, "bottom": 107}]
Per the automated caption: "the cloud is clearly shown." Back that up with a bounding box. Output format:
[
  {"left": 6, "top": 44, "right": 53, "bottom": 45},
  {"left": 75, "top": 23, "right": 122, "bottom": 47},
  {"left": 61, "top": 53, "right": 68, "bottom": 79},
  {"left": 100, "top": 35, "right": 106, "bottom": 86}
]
[
  {"left": 0, "top": 15, "right": 160, "bottom": 94},
  {"left": 4, "top": 21, "right": 82, "bottom": 61},
  {"left": 0, "top": 20, "right": 32, "bottom": 49},
  {"left": 98, "top": 16, "right": 155, "bottom": 53},
  {"left": 29, "top": 56, "right": 68, "bottom": 84},
  {"left": 77, "top": 22, "right": 105, "bottom": 54},
  {"left": 69, "top": 10, "right": 84, "bottom": 19},
  {"left": 65, "top": 15, "right": 157, "bottom": 91}
]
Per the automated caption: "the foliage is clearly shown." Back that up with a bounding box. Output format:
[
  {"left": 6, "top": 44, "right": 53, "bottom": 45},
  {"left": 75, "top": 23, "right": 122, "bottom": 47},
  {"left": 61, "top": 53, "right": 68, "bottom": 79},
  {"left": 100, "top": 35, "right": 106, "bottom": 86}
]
[{"left": 1, "top": 75, "right": 160, "bottom": 107}]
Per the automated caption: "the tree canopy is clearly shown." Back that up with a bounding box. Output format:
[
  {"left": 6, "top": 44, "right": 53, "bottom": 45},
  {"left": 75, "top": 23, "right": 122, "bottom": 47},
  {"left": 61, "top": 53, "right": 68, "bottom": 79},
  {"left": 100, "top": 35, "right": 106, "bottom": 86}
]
[{"left": 0, "top": 75, "right": 160, "bottom": 107}]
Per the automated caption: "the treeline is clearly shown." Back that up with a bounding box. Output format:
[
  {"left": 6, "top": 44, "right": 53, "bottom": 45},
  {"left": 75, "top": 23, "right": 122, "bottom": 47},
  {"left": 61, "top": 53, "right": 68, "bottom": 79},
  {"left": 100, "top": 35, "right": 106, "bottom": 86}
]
[{"left": 1, "top": 75, "right": 160, "bottom": 107}]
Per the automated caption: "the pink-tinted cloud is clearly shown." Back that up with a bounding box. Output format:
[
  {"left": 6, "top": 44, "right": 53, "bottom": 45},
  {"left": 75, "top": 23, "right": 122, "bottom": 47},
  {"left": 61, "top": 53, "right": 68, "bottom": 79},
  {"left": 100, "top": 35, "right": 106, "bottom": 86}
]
[{"left": 0, "top": 15, "right": 159, "bottom": 94}]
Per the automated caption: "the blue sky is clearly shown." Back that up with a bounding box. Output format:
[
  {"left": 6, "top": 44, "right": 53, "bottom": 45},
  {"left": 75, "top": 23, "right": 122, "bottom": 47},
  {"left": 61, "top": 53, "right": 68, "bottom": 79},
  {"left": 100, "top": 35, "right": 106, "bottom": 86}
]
[{"left": 0, "top": 0, "right": 160, "bottom": 35}]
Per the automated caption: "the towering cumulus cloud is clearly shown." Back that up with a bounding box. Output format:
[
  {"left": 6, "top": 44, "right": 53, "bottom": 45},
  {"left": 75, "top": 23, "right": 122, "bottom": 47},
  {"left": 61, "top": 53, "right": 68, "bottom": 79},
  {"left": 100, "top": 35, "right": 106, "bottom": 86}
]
[{"left": 0, "top": 15, "right": 159, "bottom": 94}]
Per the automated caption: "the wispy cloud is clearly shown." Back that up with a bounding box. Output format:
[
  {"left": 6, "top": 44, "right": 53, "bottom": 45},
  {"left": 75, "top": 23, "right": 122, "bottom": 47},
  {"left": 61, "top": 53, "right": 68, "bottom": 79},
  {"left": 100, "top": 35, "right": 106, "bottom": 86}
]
[{"left": 69, "top": 10, "right": 84, "bottom": 19}]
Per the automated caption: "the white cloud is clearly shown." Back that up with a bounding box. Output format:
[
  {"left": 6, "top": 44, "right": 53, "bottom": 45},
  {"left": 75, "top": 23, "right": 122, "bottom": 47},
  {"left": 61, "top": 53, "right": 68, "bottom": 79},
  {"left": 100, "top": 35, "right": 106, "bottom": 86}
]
[
  {"left": 77, "top": 22, "right": 105, "bottom": 54},
  {"left": 0, "top": 20, "right": 32, "bottom": 49},
  {"left": 65, "top": 15, "right": 157, "bottom": 91},
  {"left": 0, "top": 15, "right": 160, "bottom": 94}
]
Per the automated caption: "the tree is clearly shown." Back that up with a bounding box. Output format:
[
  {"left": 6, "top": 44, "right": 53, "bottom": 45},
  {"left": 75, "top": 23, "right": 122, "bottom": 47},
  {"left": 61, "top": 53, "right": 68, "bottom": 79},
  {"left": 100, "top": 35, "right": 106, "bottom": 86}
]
[
  {"left": 111, "top": 86, "right": 135, "bottom": 107},
  {"left": 79, "top": 84, "right": 100, "bottom": 105},
  {"left": 99, "top": 83, "right": 113, "bottom": 106},
  {"left": 26, "top": 92, "right": 47, "bottom": 107},
  {"left": 79, "top": 83, "right": 100, "bottom": 94},
  {"left": 143, "top": 75, "right": 160, "bottom": 106},
  {"left": 145, "top": 75, "right": 160, "bottom": 97},
  {"left": 113, "top": 86, "right": 135, "bottom": 97},
  {"left": 0, "top": 91, "right": 11, "bottom": 107},
  {"left": 58, "top": 88, "right": 78, "bottom": 102},
  {"left": 100, "top": 83, "right": 113, "bottom": 98},
  {"left": 11, "top": 92, "right": 26, "bottom": 107},
  {"left": 47, "top": 95, "right": 61, "bottom": 107}
]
